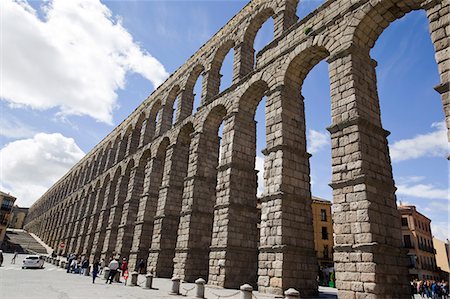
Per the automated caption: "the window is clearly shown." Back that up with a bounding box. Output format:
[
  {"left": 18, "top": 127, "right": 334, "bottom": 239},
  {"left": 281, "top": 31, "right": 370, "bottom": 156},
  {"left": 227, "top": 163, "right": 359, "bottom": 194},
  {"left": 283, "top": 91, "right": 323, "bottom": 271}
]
[
  {"left": 401, "top": 217, "right": 408, "bottom": 227},
  {"left": 320, "top": 209, "right": 327, "bottom": 222},
  {"left": 321, "top": 227, "right": 328, "bottom": 240},
  {"left": 403, "top": 235, "right": 413, "bottom": 248}
]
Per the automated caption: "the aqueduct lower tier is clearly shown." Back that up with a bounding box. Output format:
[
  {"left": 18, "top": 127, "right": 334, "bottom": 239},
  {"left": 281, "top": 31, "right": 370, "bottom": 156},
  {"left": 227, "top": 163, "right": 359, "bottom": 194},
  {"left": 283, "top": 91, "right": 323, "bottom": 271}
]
[{"left": 24, "top": 0, "right": 449, "bottom": 298}]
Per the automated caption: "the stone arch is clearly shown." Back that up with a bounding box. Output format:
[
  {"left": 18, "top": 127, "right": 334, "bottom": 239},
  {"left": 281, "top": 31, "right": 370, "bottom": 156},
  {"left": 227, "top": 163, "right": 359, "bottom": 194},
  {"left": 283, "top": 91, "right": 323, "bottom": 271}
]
[
  {"left": 109, "top": 135, "right": 122, "bottom": 168},
  {"left": 114, "top": 149, "right": 151, "bottom": 260},
  {"left": 148, "top": 122, "right": 195, "bottom": 277},
  {"left": 172, "top": 104, "right": 228, "bottom": 281},
  {"left": 89, "top": 173, "right": 112, "bottom": 262},
  {"left": 181, "top": 64, "right": 205, "bottom": 116},
  {"left": 143, "top": 99, "right": 162, "bottom": 141},
  {"left": 129, "top": 112, "right": 146, "bottom": 155},
  {"left": 205, "top": 40, "right": 236, "bottom": 99},
  {"left": 348, "top": 0, "right": 449, "bottom": 135},
  {"left": 159, "top": 85, "right": 182, "bottom": 135},
  {"left": 102, "top": 160, "right": 134, "bottom": 260},
  {"left": 119, "top": 125, "right": 133, "bottom": 161},
  {"left": 238, "top": 8, "right": 275, "bottom": 77}
]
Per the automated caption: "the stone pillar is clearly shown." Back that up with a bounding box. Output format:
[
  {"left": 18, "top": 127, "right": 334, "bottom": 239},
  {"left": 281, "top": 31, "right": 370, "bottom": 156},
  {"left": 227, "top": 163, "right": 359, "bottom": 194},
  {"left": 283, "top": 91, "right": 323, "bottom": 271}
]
[
  {"left": 173, "top": 131, "right": 219, "bottom": 281},
  {"left": 327, "top": 47, "right": 410, "bottom": 298},
  {"left": 82, "top": 185, "right": 105, "bottom": 258},
  {"left": 208, "top": 112, "right": 259, "bottom": 288},
  {"left": 148, "top": 138, "right": 191, "bottom": 278},
  {"left": 101, "top": 169, "right": 131, "bottom": 260},
  {"left": 273, "top": 0, "right": 298, "bottom": 38},
  {"left": 75, "top": 188, "right": 97, "bottom": 255},
  {"left": 68, "top": 194, "right": 86, "bottom": 255},
  {"left": 128, "top": 154, "right": 164, "bottom": 271},
  {"left": 426, "top": 1, "right": 450, "bottom": 142},
  {"left": 90, "top": 179, "right": 114, "bottom": 262},
  {"left": 61, "top": 202, "right": 76, "bottom": 256},
  {"left": 257, "top": 86, "right": 318, "bottom": 296},
  {"left": 115, "top": 162, "right": 146, "bottom": 260}
]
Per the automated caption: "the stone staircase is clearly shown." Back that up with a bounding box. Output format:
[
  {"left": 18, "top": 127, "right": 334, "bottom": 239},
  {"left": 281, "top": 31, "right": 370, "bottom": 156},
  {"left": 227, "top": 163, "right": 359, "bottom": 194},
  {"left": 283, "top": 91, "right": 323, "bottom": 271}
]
[{"left": 2, "top": 229, "right": 48, "bottom": 254}]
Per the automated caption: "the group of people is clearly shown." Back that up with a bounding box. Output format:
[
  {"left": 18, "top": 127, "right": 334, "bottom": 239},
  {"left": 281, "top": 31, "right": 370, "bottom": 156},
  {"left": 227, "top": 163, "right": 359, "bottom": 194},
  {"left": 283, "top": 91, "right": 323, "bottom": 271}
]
[
  {"left": 65, "top": 253, "right": 147, "bottom": 284},
  {"left": 411, "top": 279, "right": 449, "bottom": 298}
]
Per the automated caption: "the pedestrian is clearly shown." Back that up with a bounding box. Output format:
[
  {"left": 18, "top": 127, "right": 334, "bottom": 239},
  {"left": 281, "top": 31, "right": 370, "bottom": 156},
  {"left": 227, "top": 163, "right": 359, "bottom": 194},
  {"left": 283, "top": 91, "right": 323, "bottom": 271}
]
[
  {"left": 0, "top": 250, "right": 3, "bottom": 267},
  {"left": 92, "top": 259, "right": 100, "bottom": 284},
  {"left": 11, "top": 251, "right": 18, "bottom": 264},
  {"left": 105, "top": 258, "right": 119, "bottom": 284},
  {"left": 137, "top": 259, "right": 146, "bottom": 274},
  {"left": 121, "top": 258, "right": 128, "bottom": 277},
  {"left": 99, "top": 258, "right": 105, "bottom": 275},
  {"left": 70, "top": 258, "right": 77, "bottom": 273},
  {"left": 67, "top": 254, "right": 74, "bottom": 273},
  {"left": 81, "top": 258, "right": 89, "bottom": 275}
]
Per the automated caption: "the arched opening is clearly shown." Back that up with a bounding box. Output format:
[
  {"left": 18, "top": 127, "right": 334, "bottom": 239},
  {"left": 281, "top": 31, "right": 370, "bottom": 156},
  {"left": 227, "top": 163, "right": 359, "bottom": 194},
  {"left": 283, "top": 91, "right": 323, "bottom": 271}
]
[
  {"left": 149, "top": 123, "right": 194, "bottom": 278},
  {"left": 183, "top": 64, "right": 205, "bottom": 116},
  {"left": 145, "top": 100, "right": 162, "bottom": 141},
  {"left": 80, "top": 180, "right": 101, "bottom": 257},
  {"left": 89, "top": 174, "right": 111, "bottom": 263},
  {"left": 301, "top": 59, "right": 333, "bottom": 286},
  {"left": 172, "top": 96, "right": 180, "bottom": 127},
  {"left": 172, "top": 104, "right": 227, "bottom": 282},
  {"left": 369, "top": 9, "right": 447, "bottom": 281},
  {"left": 208, "top": 81, "right": 268, "bottom": 288},
  {"left": 145, "top": 138, "right": 170, "bottom": 272},
  {"left": 296, "top": 0, "right": 326, "bottom": 21},
  {"left": 193, "top": 72, "right": 203, "bottom": 113},
  {"left": 206, "top": 40, "right": 235, "bottom": 98},
  {"left": 130, "top": 113, "right": 146, "bottom": 154},
  {"left": 101, "top": 162, "right": 133, "bottom": 261},
  {"left": 241, "top": 8, "right": 275, "bottom": 75}
]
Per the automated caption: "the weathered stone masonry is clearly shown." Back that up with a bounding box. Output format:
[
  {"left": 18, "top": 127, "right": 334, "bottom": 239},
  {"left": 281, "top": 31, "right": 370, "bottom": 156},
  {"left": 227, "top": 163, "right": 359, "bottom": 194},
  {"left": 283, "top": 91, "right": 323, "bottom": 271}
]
[{"left": 24, "top": 0, "right": 449, "bottom": 298}]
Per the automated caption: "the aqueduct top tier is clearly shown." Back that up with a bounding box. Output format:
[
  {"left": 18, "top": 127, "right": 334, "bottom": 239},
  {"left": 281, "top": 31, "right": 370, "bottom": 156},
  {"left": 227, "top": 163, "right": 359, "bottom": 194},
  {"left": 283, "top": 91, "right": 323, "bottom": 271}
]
[{"left": 24, "top": 0, "right": 449, "bottom": 298}]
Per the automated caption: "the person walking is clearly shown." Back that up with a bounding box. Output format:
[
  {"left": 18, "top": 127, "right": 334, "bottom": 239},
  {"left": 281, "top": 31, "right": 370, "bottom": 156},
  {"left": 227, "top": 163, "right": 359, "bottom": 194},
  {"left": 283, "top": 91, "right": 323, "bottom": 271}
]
[
  {"left": 92, "top": 260, "right": 100, "bottom": 284},
  {"left": 105, "top": 258, "right": 119, "bottom": 284},
  {"left": 11, "top": 251, "right": 18, "bottom": 264},
  {"left": 137, "top": 259, "right": 146, "bottom": 274},
  {"left": 99, "top": 258, "right": 105, "bottom": 275},
  {"left": 66, "top": 253, "right": 74, "bottom": 273},
  {"left": 0, "top": 250, "right": 4, "bottom": 267},
  {"left": 81, "top": 258, "right": 89, "bottom": 275},
  {"left": 121, "top": 258, "right": 128, "bottom": 281}
]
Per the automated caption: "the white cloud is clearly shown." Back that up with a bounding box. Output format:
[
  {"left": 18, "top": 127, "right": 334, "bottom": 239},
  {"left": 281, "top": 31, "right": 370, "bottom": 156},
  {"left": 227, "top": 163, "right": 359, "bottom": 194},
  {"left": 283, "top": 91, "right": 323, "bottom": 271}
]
[
  {"left": 2, "top": 0, "right": 168, "bottom": 124},
  {"left": 0, "top": 133, "right": 85, "bottom": 206},
  {"left": 307, "top": 129, "right": 330, "bottom": 154},
  {"left": 0, "top": 116, "right": 37, "bottom": 139},
  {"left": 390, "top": 121, "right": 448, "bottom": 162},
  {"left": 255, "top": 155, "right": 265, "bottom": 197},
  {"left": 431, "top": 221, "right": 449, "bottom": 241},
  {"left": 396, "top": 183, "right": 449, "bottom": 201}
]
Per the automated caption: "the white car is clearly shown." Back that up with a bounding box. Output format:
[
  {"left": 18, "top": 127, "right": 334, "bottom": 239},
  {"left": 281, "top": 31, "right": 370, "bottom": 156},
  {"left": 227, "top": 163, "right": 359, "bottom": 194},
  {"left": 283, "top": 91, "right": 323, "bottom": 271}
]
[{"left": 22, "top": 255, "right": 44, "bottom": 269}]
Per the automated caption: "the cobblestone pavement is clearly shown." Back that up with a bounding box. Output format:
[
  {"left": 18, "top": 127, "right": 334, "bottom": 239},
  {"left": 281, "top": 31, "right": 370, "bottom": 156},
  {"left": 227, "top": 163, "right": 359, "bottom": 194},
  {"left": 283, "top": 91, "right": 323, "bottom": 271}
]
[{"left": 0, "top": 253, "right": 338, "bottom": 299}]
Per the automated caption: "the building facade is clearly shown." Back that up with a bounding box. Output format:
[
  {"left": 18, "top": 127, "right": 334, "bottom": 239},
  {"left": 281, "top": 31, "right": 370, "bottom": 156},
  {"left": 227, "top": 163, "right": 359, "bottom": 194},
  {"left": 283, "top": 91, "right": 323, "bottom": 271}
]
[
  {"left": 433, "top": 237, "right": 450, "bottom": 280},
  {"left": 23, "top": 0, "right": 449, "bottom": 298},
  {"left": 0, "top": 191, "right": 16, "bottom": 246},
  {"left": 399, "top": 205, "right": 440, "bottom": 281},
  {"left": 311, "top": 197, "right": 334, "bottom": 269},
  {"left": 9, "top": 206, "right": 29, "bottom": 229}
]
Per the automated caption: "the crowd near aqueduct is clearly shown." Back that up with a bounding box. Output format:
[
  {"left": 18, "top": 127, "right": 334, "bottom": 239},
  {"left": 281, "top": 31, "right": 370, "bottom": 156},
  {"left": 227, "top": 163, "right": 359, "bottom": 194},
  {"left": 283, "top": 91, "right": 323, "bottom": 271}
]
[{"left": 24, "top": 0, "right": 449, "bottom": 297}]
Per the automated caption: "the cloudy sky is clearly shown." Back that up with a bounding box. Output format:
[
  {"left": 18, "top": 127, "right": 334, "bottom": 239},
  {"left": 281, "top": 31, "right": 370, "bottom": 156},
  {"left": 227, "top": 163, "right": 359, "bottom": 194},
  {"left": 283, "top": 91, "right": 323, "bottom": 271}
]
[{"left": 1, "top": 0, "right": 448, "bottom": 240}]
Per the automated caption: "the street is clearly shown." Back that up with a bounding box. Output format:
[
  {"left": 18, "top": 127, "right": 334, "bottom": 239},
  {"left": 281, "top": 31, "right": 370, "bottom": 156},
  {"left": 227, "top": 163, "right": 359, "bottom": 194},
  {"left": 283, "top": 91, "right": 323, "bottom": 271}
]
[{"left": 0, "top": 253, "right": 338, "bottom": 299}]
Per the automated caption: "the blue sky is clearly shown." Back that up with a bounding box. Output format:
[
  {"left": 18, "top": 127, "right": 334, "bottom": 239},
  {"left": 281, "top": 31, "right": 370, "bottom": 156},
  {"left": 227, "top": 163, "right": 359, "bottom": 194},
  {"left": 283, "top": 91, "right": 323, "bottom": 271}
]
[{"left": 1, "top": 0, "right": 448, "bottom": 240}]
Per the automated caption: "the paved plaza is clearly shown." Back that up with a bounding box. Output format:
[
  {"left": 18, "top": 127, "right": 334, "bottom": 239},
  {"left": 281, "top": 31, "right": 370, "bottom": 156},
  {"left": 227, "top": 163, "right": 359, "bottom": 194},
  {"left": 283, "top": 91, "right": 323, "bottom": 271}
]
[{"left": 0, "top": 253, "right": 338, "bottom": 299}]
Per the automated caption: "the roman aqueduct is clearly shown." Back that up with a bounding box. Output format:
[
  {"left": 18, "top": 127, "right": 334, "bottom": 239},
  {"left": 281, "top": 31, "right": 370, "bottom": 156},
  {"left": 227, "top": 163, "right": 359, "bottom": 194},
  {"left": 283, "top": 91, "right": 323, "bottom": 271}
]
[{"left": 24, "top": 0, "right": 449, "bottom": 297}]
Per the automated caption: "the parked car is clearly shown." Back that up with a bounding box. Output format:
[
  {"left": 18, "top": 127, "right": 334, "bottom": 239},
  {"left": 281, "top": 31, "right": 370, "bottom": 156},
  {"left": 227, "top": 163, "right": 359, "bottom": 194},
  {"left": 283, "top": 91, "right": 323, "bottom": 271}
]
[{"left": 22, "top": 255, "right": 44, "bottom": 269}]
